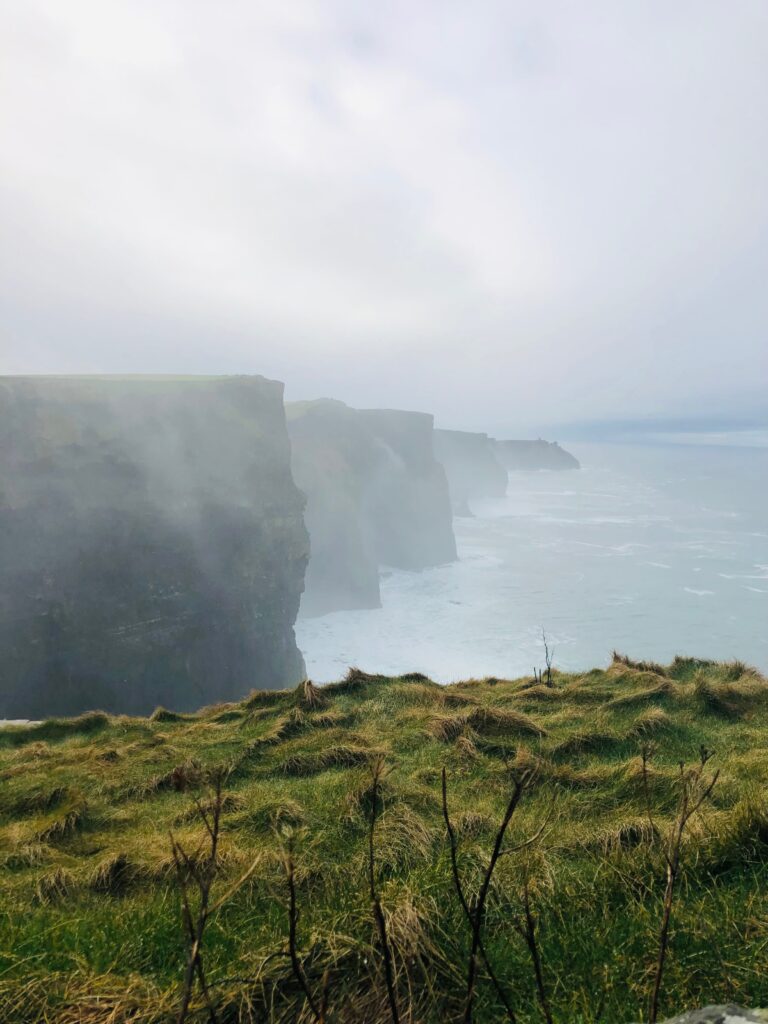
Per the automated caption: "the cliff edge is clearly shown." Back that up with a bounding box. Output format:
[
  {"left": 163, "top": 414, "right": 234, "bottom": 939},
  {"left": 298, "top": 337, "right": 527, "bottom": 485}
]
[
  {"left": 434, "top": 428, "right": 508, "bottom": 515},
  {"left": 288, "top": 401, "right": 456, "bottom": 617},
  {"left": 0, "top": 375, "right": 309, "bottom": 717},
  {"left": 494, "top": 438, "right": 580, "bottom": 471}
]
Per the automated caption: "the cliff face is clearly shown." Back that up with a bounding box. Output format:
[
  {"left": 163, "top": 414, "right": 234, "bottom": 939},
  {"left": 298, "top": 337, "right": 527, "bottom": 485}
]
[
  {"left": 0, "top": 376, "right": 309, "bottom": 717},
  {"left": 287, "top": 400, "right": 382, "bottom": 618},
  {"left": 494, "top": 439, "right": 580, "bottom": 471},
  {"left": 433, "top": 429, "right": 508, "bottom": 515},
  {"left": 287, "top": 402, "right": 456, "bottom": 617},
  {"left": 357, "top": 409, "right": 457, "bottom": 570}
]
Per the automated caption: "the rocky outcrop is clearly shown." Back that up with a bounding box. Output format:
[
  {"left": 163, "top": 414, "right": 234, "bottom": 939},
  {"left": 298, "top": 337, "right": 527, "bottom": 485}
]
[
  {"left": 287, "top": 401, "right": 456, "bottom": 617},
  {"left": 0, "top": 375, "right": 309, "bottom": 717},
  {"left": 434, "top": 429, "right": 508, "bottom": 515},
  {"left": 630, "top": 1008, "right": 768, "bottom": 1024},
  {"left": 494, "top": 438, "right": 580, "bottom": 471}
]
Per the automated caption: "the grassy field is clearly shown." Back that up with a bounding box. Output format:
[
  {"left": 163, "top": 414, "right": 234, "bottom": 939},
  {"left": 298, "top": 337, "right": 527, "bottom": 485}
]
[{"left": 1, "top": 655, "right": 768, "bottom": 1023}]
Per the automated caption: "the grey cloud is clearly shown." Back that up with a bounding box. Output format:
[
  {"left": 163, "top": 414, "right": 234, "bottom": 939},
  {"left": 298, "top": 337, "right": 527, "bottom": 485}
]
[{"left": 2, "top": 0, "right": 766, "bottom": 433}]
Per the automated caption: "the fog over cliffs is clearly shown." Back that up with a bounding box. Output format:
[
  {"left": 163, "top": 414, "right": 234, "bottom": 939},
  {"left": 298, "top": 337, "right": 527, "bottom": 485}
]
[
  {"left": 494, "top": 439, "right": 580, "bottom": 472},
  {"left": 0, "top": 375, "right": 581, "bottom": 716},
  {"left": 434, "top": 429, "right": 508, "bottom": 516},
  {"left": 0, "top": 376, "right": 308, "bottom": 717},
  {"left": 287, "top": 400, "right": 456, "bottom": 617}
]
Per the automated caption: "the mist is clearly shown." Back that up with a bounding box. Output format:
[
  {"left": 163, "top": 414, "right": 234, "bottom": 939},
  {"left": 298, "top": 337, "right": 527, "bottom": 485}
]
[{"left": 2, "top": 1, "right": 768, "bottom": 433}]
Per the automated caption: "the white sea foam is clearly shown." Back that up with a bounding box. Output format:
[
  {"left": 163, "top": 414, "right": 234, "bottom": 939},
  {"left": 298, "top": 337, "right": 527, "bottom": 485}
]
[{"left": 297, "top": 443, "right": 768, "bottom": 681}]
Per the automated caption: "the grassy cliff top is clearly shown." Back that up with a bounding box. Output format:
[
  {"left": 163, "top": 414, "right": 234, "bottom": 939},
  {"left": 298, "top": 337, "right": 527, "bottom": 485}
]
[{"left": 1, "top": 656, "right": 768, "bottom": 1022}]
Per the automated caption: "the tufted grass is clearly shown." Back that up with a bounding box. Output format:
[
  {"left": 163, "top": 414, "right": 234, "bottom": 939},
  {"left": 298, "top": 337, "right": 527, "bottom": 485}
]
[{"left": 1, "top": 655, "right": 768, "bottom": 1021}]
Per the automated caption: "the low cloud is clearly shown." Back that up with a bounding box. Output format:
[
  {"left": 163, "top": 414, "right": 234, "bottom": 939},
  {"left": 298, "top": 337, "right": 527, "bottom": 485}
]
[{"left": 2, "top": 1, "right": 766, "bottom": 431}]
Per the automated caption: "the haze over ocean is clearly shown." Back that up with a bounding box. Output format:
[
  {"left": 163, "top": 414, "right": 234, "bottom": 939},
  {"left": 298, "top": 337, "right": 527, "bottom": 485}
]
[{"left": 297, "top": 440, "right": 768, "bottom": 682}]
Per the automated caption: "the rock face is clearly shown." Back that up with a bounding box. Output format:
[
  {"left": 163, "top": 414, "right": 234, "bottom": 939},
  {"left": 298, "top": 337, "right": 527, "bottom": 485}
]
[
  {"left": 0, "top": 376, "right": 309, "bottom": 717},
  {"left": 494, "top": 438, "right": 580, "bottom": 471},
  {"left": 287, "top": 401, "right": 456, "bottom": 617},
  {"left": 631, "top": 1008, "right": 768, "bottom": 1024},
  {"left": 357, "top": 409, "right": 457, "bottom": 570},
  {"left": 434, "top": 428, "right": 508, "bottom": 515},
  {"left": 286, "top": 400, "right": 382, "bottom": 618}
]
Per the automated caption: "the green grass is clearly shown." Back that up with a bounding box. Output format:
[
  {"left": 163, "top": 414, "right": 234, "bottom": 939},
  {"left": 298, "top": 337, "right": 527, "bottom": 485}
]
[{"left": 1, "top": 656, "right": 768, "bottom": 1022}]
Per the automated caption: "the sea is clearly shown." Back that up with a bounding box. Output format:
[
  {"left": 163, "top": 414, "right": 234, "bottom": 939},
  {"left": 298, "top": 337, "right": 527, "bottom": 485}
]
[{"left": 296, "top": 441, "right": 768, "bottom": 683}]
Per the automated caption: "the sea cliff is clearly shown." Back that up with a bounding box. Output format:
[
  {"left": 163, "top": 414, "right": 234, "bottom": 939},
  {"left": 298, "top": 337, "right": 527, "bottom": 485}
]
[
  {"left": 0, "top": 375, "right": 309, "bottom": 717},
  {"left": 288, "top": 401, "right": 456, "bottom": 616},
  {"left": 433, "top": 428, "right": 508, "bottom": 514},
  {"left": 494, "top": 438, "right": 580, "bottom": 471}
]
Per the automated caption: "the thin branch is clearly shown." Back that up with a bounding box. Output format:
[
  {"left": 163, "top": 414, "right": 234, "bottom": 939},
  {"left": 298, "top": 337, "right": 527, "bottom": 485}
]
[
  {"left": 513, "top": 884, "right": 553, "bottom": 1024},
  {"left": 172, "top": 772, "right": 228, "bottom": 1024},
  {"left": 499, "top": 800, "right": 556, "bottom": 859},
  {"left": 541, "top": 630, "right": 554, "bottom": 688},
  {"left": 647, "top": 751, "right": 719, "bottom": 1024},
  {"left": 463, "top": 772, "right": 527, "bottom": 1024},
  {"left": 284, "top": 835, "right": 322, "bottom": 1022},
  {"left": 369, "top": 757, "right": 400, "bottom": 1024},
  {"left": 441, "top": 768, "right": 518, "bottom": 1023}
]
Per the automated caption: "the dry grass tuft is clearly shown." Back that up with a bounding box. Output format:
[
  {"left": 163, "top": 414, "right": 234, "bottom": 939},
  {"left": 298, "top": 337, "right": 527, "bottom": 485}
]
[
  {"left": 382, "top": 888, "right": 439, "bottom": 965},
  {"left": 90, "top": 852, "right": 140, "bottom": 894},
  {"left": 693, "top": 673, "right": 766, "bottom": 718},
  {"left": 581, "top": 816, "right": 659, "bottom": 855},
  {"left": 611, "top": 652, "right": 668, "bottom": 676},
  {"left": 706, "top": 795, "right": 768, "bottom": 869},
  {"left": 149, "top": 707, "right": 188, "bottom": 723},
  {"left": 428, "top": 714, "right": 469, "bottom": 743},
  {"left": 311, "top": 710, "right": 353, "bottom": 730},
  {"left": 626, "top": 707, "right": 672, "bottom": 738},
  {"left": 143, "top": 758, "right": 204, "bottom": 795},
  {"left": 95, "top": 748, "right": 120, "bottom": 764},
  {"left": 36, "top": 799, "right": 88, "bottom": 843},
  {"left": 298, "top": 678, "right": 326, "bottom": 709},
  {"left": 280, "top": 745, "right": 380, "bottom": 776},
  {"left": 2, "top": 843, "right": 51, "bottom": 871},
  {"left": 173, "top": 792, "right": 244, "bottom": 826},
  {"left": 550, "top": 731, "right": 621, "bottom": 760},
  {"left": 243, "top": 798, "right": 307, "bottom": 834},
  {"left": 441, "top": 690, "right": 481, "bottom": 708},
  {"left": 323, "top": 667, "right": 381, "bottom": 695},
  {"left": 454, "top": 734, "right": 479, "bottom": 760},
  {"left": 454, "top": 810, "right": 495, "bottom": 837},
  {"left": 35, "top": 867, "right": 76, "bottom": 904},
  {"left": 605, "top": 679, "right": 676, "bottom": 709},
  {"left": 429, "top": 706, "right": 545, "bottom": 743},
  {"left": 371, "top": 805, "right": 436, "bottom": 870},
  {"left": 4, "top": 785, "right": 72, "bottom": 818},
  {"left": 468, "top": 706, "right": 546, "bottom": 737},
  {"left": 513, "top": 684, "right": 564, "bottom": 703},
  {"left": 244, "top": 688, "right": 289, "bottom": 709}
]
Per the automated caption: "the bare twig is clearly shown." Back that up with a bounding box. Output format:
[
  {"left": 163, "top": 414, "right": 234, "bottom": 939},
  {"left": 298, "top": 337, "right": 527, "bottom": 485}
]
[
  {"left": 172, "top": 770, "right": 226, "bottom": 1024},
  {"left": 513, "top": 883, "right": 553, "bottom": 1024},
  {"left": 644, "top": 746, "right": 720, "bottom": 1024},
  {"left": 542, "top": 630, "right": 554, "bottom": 688},
  {"left": 441, "top": 768, "right": 518, "bottom": 1023},
  {"left": 368, "top": 757, "right": 400, "bottom": 1024},
  {"left": 460, "top": 770, "right": 528, "bottom": 1024},
  {"left": 282, "top": 832, "right": 323, "bottom": 1022}
]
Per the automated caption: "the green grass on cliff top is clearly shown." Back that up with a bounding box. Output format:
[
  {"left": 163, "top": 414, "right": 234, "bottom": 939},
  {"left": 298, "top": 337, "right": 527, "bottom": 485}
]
[{"left": 1, "top": 656, "right": 768, "bottom": 1023}]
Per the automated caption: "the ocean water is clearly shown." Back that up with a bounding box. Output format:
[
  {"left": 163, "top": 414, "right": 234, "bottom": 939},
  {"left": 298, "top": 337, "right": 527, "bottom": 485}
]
[{"left": 296, "top": 442, "right": 768, "bottom": 682}]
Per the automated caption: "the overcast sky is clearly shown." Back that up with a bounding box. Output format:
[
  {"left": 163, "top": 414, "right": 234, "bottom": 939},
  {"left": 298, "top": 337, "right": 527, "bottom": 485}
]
[{"left": 2, "top": 1, "right": 766, "bottom": 434}]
